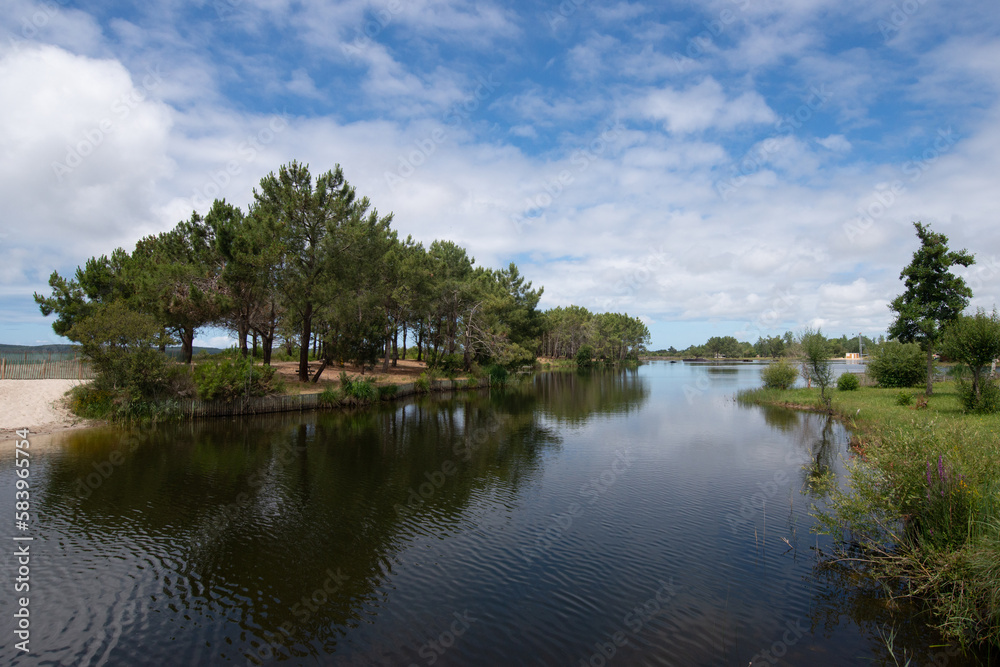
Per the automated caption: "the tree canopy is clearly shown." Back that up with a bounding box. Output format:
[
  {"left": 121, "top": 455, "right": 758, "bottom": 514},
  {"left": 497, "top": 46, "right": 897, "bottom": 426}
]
[{"left": 888, "top": 221, "right": 974, "bottom": 395}]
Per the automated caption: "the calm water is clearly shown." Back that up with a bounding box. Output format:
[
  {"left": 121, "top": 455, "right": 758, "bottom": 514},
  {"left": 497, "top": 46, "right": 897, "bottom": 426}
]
[{"left": 0, "top": 362, "right": 984, "bottom": 666}]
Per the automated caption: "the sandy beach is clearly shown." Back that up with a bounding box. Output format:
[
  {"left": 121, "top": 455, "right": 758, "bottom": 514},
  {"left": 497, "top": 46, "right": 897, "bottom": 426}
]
[{"left": 0, "top": 379, "right": 99, "bottom": 435}]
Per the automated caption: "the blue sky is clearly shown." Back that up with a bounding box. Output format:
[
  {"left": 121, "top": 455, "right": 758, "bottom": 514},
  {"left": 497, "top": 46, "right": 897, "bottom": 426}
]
[{"left": 2, "top": 0, "right": 999, "bottom": 350}]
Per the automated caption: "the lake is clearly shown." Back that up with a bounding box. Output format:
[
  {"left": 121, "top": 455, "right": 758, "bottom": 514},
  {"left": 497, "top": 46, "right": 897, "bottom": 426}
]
[{"left": 1, "top": 361, "right": 982, "bottom": 665}]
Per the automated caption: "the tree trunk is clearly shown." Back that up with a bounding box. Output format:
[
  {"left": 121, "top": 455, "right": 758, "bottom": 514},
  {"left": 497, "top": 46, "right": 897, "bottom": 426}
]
[
  {"left": 416, "top": 321, "right": 423, "bottom": 362},
  {"left": 252, "top": 330, "right": 258, "bottom": 357},
  {"left": 181, "top": 326, "right": 195, "bottom": 364},
  {"left": 401, "top": 323, "right": 407, "bottom": 361},
  {"left": 392, "top": 329, "right": 398, "bottom": 367},
  {"left": 238, "top": 322, "right": 249, "bottom": 357},
  {"left": 298, "top": 305, "right": 313, "bottom": 382},
  {"left": 311, "top": 358, "right": 329, "bottom": 383},
  {"left": 926, "top": 347, "right": 934, "bottom": 396},
  {"left": 382, "top": 333, "right": 391, "bottom": 372}
]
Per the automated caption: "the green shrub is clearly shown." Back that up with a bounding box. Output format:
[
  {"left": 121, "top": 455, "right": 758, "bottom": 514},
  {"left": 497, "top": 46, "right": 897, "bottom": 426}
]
[
  {"left": 378, "top": 384, "right": 398, "bottom": 400},
  {"left": 415, "top": 372, "right": 431, "bottom": 393},
  {"left": 349, "top": 378, "right": 378, "bottom": 403},
  {"left": 435, "top": 353, "right": 464, "bottom": 378},
  {"left": 837, "top": 372, "right": 861, "bottom": 391},
  {"left": 575, "top": 345, "right": 594, "bottom": 367},
  {"left": 465, "top": 376, "right": 480, "bottom": 388},
  {"left": 760, "top": 358, "right": 798, "bottom": 390},
  {"left": 318, "top": 387, "right": 340, "bottom": 407},
  {"left": 486, "top": 364, "right": 509, "bottom": 387},
  {"left": 192, "top": 356, "right": 280, "bottom": 401},
  {"left": 867, "top": 341, "right": 927, "bottom": 388},
  {"left": 897, "top": 390, "right": 914, "bottom": 406},
  {"left": 338, "top": 370, "right": 353, "bottom": 394},
  {"left": 956, "top": 378, "right": 1000, "bottom": 414},
  {"left": 68, "top": 385, "right": 114, "bottom": 420}
]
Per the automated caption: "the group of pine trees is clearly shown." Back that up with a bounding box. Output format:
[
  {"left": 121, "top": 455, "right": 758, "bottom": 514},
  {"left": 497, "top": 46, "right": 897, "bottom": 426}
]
[{"left": 35, "top": 161, "right": 650, "bottom": 386}]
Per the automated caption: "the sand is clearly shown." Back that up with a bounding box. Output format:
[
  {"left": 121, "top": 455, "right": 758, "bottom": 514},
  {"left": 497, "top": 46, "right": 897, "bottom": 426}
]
[{"left": 0, "top": 379, "right": 98, "bottom": 436}]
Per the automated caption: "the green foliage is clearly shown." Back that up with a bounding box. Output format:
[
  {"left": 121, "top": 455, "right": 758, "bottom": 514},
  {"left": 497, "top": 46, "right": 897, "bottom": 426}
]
[
  {"left": 348, "top": 378, "right": 378, "bottom": 403},
  {"left": 760, "top": 358, "right": 799, "bottom": 390},
  {"left": 378, "top": 384, "right": 398, "bottom": 400},
  {"left": 69, "top": 301, "right": 171, "bottom": 400},
  {"left": 192, "top": 355, "right": 281, "bottom": 401},
  {"left": 414, "top": 372, "right": 431, "bottom": 393},
  {"left": 318, "top": 386, "right": 340, "bottom": 406},
  {"left": 486, "top": 363, "right": 509, "bottom": 387},
  {"left": 896, "top": 390, "right": 914, "bottom": 406},
  {"left": 745, "top": 382, "right": 1000, "bottom": 645},
  {"left": 837, "top": 373, "right": 861, "bottom": 391},
  {"left": 955, "top": 378, "right": 1000, "bottom": 414},
  {"left": 68, "top": 385, "right": 115, "bottom": 420},
  {"left": 867, "top": 341, "right": 928, "bottom": 388},
  {"left": 942, "top": 308, "right": 1000, "bottom": 411},
  {"left": 888, "top": 221, "right": 974, "bottom": 395},
  {"left": 435, "top": 352, "right": 464, "bottom": 378},
  {"left": 575, "top": 344, "right": 594, "bottom": 367},
  {"left": 800, "top": 328, "right": 834, "bottom": 399}
]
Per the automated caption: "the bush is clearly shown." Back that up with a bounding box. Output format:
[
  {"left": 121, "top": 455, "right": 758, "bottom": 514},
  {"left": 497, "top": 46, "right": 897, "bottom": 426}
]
[
  {"left": 575, "top": 345, "right": 594, "bottom": 367},
  {"left": 414, "top": 372, "right": 431, "bottom": 394},
  {"left": 956, "top": 378, "right": 1000, "bottom": 414},
  {"left": 192, "top": 355, "right": 281, "bottom": 401},
  {"left": 435, "top": 353, "right": 464, "bottom": 378},
  {"left": 897, "top": 390, "right": 914, "bottom": 406},
  {"left": 760, "top": 358, "right": 798, "bottom": 390},
  {"left": 837, "top": 373, "right": 861, "bottom": 391},
  {"left": 486, "top": 364, "right": 509, "bottom": 387},
  {"left": 348, "top": 378, "right": 378, "bottom": 403},
  {"left": 867, "top": 341, "right": 927, "bottom": 388},
  {"left": 378, "top": 384, "right": 398, "bottom": 400},
  {"left": 318, "top": 387, "right": 340, "bottom": 407}
]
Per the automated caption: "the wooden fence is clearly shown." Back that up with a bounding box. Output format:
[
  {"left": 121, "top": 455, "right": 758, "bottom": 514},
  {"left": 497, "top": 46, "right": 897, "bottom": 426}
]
[{"left": 0, "top": 357, "right": 95, "bottom": 380}]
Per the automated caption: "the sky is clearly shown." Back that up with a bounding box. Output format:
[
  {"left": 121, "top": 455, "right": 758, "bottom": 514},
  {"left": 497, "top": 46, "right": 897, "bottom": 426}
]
[{"left": 1, "top": 0, "right": 999, "bottom": 351}]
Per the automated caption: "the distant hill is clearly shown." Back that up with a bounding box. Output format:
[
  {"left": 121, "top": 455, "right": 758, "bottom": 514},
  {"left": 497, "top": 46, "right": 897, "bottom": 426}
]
[{"left": 0, "top": 343, "right": 80, "bottom": 354}]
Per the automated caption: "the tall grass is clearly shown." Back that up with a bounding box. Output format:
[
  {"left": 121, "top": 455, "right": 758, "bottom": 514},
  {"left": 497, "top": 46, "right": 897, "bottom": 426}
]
[{"left": 739, "top": 382, "right": 1000, "bottom": 648}]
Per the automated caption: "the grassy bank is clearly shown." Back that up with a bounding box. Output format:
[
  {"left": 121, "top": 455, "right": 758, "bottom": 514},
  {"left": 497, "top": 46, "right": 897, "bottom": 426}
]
[{"left": 738, "top": 382, "right": 1000, "bottom": 650}]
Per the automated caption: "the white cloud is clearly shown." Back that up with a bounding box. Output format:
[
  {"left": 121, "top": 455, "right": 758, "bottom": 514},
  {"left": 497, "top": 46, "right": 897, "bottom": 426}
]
[{"left": 638, "top": 78, "right": 776, "bottom": 134}]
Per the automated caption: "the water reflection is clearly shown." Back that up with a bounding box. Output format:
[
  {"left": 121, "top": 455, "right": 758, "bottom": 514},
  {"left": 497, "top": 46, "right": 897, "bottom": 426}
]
[{"left": 0, "top": 363, "right": 986, "bottom": 665}]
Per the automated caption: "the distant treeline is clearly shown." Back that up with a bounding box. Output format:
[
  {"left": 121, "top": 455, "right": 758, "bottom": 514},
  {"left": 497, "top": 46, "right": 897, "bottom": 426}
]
[
  {"left": 649, "top": 332, "right": 880, "bottom": 359},
  {"left": 35, "top": 161, "right": 650, "bottom": 383}
]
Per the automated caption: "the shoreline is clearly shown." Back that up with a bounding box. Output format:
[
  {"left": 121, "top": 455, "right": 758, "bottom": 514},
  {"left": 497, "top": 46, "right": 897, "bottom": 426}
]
[{"left": 0, "top": 379, "right": 105, "bottom": 437}]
